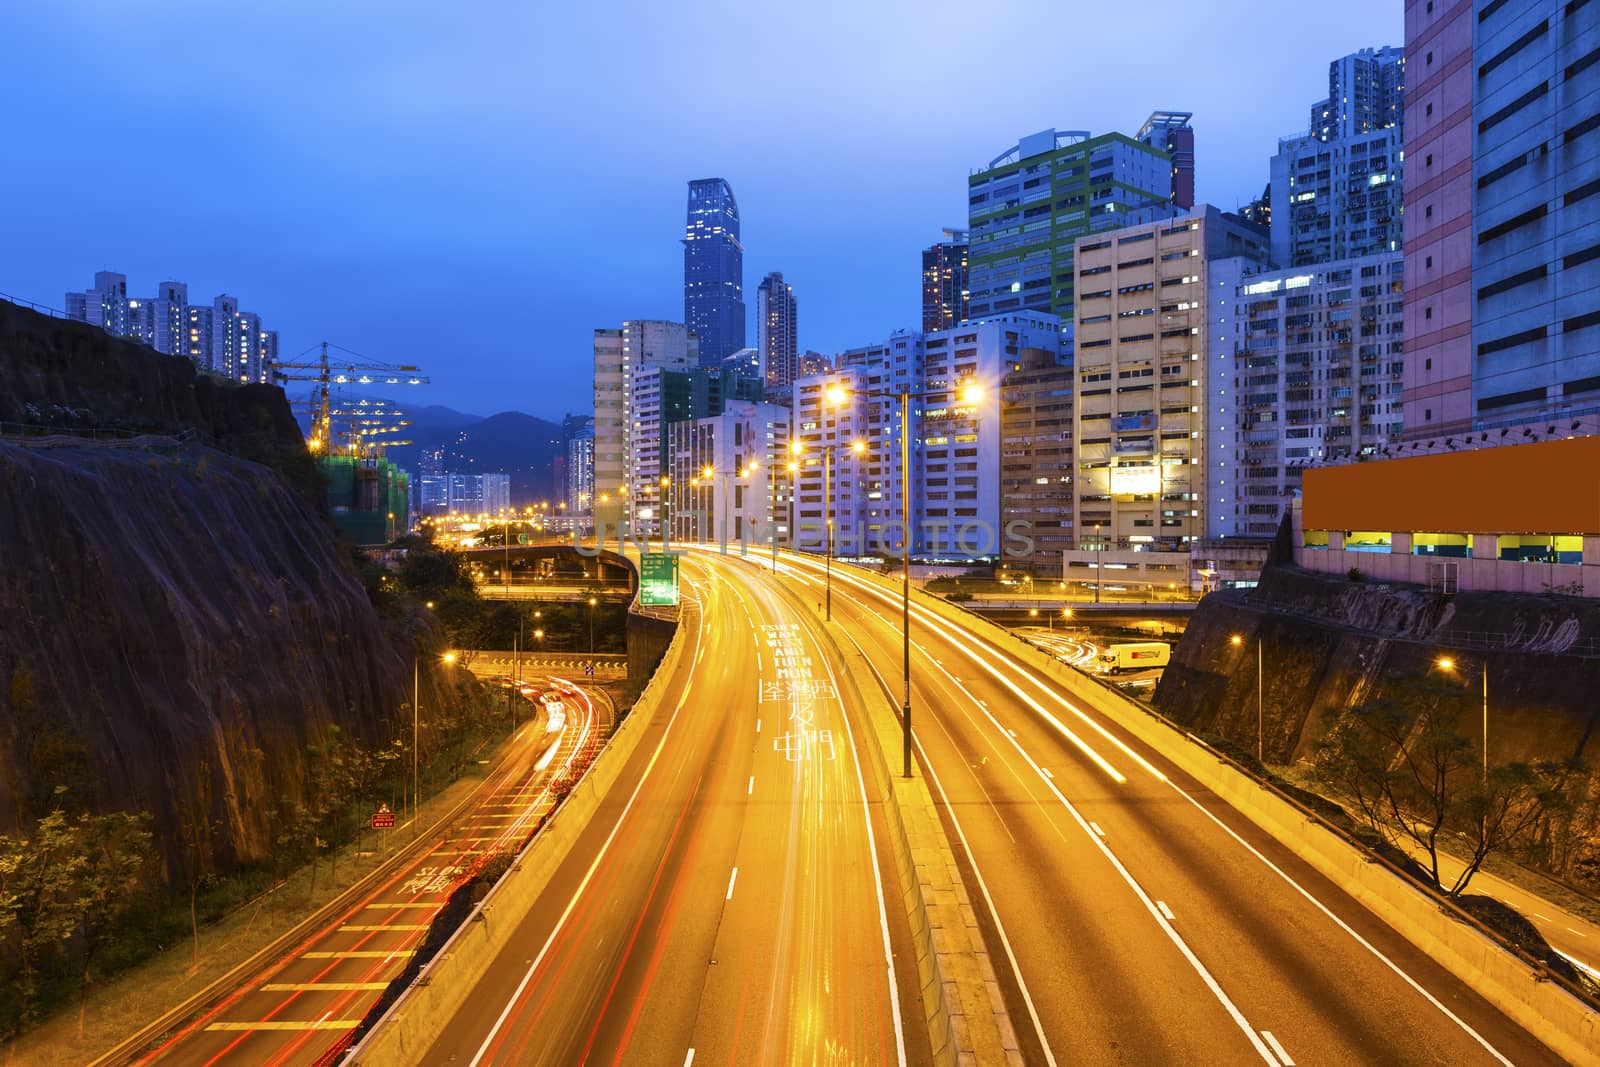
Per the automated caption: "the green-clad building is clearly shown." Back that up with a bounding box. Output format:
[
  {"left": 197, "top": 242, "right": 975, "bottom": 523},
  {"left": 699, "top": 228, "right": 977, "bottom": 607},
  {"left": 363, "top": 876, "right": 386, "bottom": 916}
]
[{"left": 966, "top": 126, "right": 1183, "bottom": 324}]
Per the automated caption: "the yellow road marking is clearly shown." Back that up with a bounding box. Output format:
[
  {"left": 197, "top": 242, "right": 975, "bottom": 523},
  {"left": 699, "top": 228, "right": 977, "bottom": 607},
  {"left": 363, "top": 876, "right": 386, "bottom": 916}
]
[{"left": 204, "top": 1020, "right": 364, "bottom": 1032}]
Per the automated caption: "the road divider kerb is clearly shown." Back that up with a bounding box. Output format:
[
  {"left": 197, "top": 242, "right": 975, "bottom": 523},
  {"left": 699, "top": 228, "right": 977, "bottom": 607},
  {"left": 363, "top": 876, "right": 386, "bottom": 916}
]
[
  {"left": 347, "top": 606, "right": 692, "bottom": 1066},
  {"left": 832, "top": 560, "right": 1600, "bottom": 1067}
]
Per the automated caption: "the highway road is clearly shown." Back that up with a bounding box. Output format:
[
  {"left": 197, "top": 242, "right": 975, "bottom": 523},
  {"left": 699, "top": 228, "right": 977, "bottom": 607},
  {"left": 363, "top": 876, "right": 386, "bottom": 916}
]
[
  {"left": 767, "top": 549, "right": 1569, "bottom": 1067},
  {"left": 405, "top": 552, "right": 929, "bottom": 1066},
  {"left": 136, "top": 679, "right": 595, "bottom": 1067}
]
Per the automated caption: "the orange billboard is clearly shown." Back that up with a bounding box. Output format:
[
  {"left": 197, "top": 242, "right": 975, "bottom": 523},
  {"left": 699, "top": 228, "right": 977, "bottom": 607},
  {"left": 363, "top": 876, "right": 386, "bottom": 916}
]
[{"left": 1302, "top": 436, "right": 1600, "bottom": 535}]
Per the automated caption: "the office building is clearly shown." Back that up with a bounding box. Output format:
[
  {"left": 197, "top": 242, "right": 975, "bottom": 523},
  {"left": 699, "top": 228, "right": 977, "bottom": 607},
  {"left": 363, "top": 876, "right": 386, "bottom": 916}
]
[
  {"left": 1001, "top": 345, "right": 1076, "bottom": 575},
  {"left": 1404, "top": 0, "right": 1600, "bottom": 436},
  {"left": 1136, "top": 112, "right": 1196, "bottom": 209},
  {"left": 1211, "top": 252, "right": 1406, "bottom": 540},
  {"left": 967, "top": 128, "right": 1179, "bottom": 323},
  {"left": 720, "top": 347, "right": 762, "bottom": 379},
  {"left": 666, "top": 399, "right": 792, "bottom": 547},
  {"left": 1068, "top": 206, "right": 1270, "bottom": 577},
  {"left": 683, "top": 178, "right": 746, "bottom": 366},
  {"left": 1310, "top": 46, "right": 1406, "bottom": 142},
  {"left": 64, "top": 271, "right": 276, "bottom": 382},
  {"left": 757, "top": 271, "right": 799, "bottom": 393},
  {"left": 921, "top": 228, "right": 970, "bottom": 332},
  {"left": 798, "top": 350, "right": 833, "bottom": 377},
  {"left": 593, "top": 320, "right": 697, "bottom": 532}
]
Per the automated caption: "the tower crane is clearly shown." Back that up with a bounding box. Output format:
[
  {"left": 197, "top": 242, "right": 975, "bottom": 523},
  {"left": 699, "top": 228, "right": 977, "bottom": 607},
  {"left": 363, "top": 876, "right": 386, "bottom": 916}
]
[{"left": 267, "top": 341, "right": 429, "bottom": 457}]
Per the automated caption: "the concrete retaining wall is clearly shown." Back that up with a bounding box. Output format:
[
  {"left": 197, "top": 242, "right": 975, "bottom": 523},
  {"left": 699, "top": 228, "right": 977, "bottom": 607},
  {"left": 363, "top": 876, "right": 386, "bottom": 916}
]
[
  {"left": 834, "top": 563, "right": 1600, "bottom": 1067},
  {"left": 348, "top": 607, "right": 690, "bottom": 1065}
]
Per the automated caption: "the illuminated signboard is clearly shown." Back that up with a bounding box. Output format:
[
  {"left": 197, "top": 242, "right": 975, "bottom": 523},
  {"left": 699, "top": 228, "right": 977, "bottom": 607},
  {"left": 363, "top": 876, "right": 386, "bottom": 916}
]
[{"left": 640, "top": 553, "right": 680, "bottom": 607}]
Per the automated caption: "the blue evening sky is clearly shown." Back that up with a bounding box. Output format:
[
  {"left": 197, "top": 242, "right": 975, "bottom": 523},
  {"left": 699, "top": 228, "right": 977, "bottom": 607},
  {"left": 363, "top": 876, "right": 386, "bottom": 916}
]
[{"left": 1, "top": 0, "right": 1401, "bottom": 418}]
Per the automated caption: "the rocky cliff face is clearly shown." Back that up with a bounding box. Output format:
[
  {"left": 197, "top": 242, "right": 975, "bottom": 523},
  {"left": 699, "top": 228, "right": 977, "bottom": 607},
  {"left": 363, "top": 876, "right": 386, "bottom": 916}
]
[
  {"left": 1155, "top": 563, "right": 1600, "bottom": 767},
  {"left": 0, "top": 301, "right": 435, "bottom": 880}
]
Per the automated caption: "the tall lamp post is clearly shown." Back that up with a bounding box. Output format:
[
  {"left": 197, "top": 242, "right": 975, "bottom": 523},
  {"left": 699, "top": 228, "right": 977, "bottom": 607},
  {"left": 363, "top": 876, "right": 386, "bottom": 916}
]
[
  {"left": 825, "top": 379, "right": 983, "bottom": 778},
  {"left": 700, "top": 460, "right": 760, "bottom": 548},
  {"left": 1437, "top": 655, "right": 1489, "bottom": 787},
  {"left": 806, "top": 438, "right": 866, "bottom": 623},
  {"left": 588, "top": 595, "right": 598, "bottom": 656},
  {"left": 414, "top": 650, "right": 457, "bottom": 838},
  {"left": 659, "top": 475, "right": 672, "bottom": 548},
  {"left": 1230, "top": 633, "right": 1263, "bottom": 763},
  {"left": 773, "top": 439, "right": 803, "bottom": 573}
]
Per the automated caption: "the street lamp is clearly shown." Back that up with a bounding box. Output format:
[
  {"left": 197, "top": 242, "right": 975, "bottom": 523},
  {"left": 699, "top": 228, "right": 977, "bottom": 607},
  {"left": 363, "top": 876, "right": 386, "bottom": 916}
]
[
  {"left": 1437, "top": 655, "right": 1489, "bottom": 787},
  {"left": 702, "top": 460, "right": 760, "bottom": 548},
  {"left": 588, "top": 595, "right": 599, "bottom": 657},
  {"left": 772, "top": 439, "right": 803, "bottom": 573},
  {"left": 825, "top": 378, "right": 983, "bottom": 778},
  {"left": 659, "top": 474, "right": 672, "bottom": 547},
  {"left": 413, "top": 650, "right": 458, "bottom": 838},
  {"left": 809, "top": 438, "right": 867, "bottom": 623},
  {"left": 1231, "top": 633, "right": 1263, "bottom": 763}
]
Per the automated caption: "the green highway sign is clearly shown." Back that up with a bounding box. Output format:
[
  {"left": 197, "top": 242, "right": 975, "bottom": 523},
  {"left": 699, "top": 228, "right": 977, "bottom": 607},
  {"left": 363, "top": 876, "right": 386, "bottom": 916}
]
[{"left": 640, "top": 553, "right": 680, "bottom": 607}]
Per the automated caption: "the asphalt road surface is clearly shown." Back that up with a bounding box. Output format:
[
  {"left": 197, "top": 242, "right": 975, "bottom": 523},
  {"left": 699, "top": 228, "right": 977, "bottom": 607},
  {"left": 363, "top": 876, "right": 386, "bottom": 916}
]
[
  {"left": 408, "top": 551, "right": 929, "bottom": 1067},
  {"left": 771, "top": 550, "right": 1569, "bottom": 1067}
]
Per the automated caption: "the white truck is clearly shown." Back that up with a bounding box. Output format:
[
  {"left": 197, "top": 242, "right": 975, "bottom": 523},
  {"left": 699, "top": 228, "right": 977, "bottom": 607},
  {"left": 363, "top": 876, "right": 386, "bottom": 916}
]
[{"left": 1095, "top": 642, "right": 1171, "bottom": 674}]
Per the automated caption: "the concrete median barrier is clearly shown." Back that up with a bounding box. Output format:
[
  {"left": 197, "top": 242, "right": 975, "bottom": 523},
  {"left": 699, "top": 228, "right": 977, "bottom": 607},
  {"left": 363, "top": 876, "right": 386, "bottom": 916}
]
[{"left": 347, "top": 607, "right": 691, "bottom": 1065}]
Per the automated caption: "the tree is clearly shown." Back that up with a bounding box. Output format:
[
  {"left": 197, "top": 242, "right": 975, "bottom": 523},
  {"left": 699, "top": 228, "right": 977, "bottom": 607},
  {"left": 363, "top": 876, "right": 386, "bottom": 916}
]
[
  {"left": 1314, "top": 676, "right": 1563, "bottom": 896},
  {"left": 70, "top": 811, "right": 153, "bottom": 1033},
  {"left": 176, "top": 761, "right": 219, "bottom": 972},
  {"left": 0, "top": 807, "right": 89, "bottom": 1024}
]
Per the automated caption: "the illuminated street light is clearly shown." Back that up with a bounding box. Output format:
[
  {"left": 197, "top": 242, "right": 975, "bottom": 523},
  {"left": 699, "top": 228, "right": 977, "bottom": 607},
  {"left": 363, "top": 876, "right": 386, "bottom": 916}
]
[
  {"left": 823, "top": 377, "right": 984, "bottom": 779},
  {"left": 1231, "top": 634, "right": 1263, "bottom": 763},
  {"left": 1436, "top": 655, "right": 1488, "bottom": 786}
]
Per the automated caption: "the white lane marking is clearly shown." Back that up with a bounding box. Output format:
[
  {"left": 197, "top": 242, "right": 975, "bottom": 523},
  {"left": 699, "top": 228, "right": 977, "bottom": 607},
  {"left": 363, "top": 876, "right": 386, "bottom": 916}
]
[
  {"left": 1533, "top": 912, "right": 1553, "bottom": 921},
  {"left": 1040, "top": 767, "right": 1054, "bottom": 780},
  {"left": 1157, "top": 900, "right": 1176, "bottom": 921},
  {"left": 1090, "top": 822, "right": 1106, "bottom": 838},
  {"left": 466, "top": 599, "right": 706, "bottom": 1067},
  {"left": 726, "top": 867, "right": 739, "bottom": 901},
  {"left": 747, "top": 775, "right": 755, "bottom": 795},
  {"left": 1261, "top": 1030, "right": 1295, "bottom": 1065},
  {"left": 806, "top": 596, "right": 908, "bottom": 1067},
  {"left": 805, "top": 555, "right": 1520, "bottom": 1065},
  {"left": 832, "top": 625, "right": 1058, "bottom": 1067},
  {"left": 1568, "top": 927, "right": 1587, "bottom": 938},
  {"left": 684, "top": 1051, "right": 696, "bottom": 1067},
  {"left": 1561, "top": 951, "right": 1600, "bottom": 981},
  {"left": 756, "top": 718, "right": 761, "bottom": 733},
  {"left": 793, "top": 558, "right": 1273, "bottom": 1063}
]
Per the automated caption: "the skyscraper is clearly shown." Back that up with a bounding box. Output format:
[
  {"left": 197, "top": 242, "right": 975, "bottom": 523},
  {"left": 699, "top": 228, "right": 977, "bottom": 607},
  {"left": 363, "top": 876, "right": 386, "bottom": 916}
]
[
  {"left": 1403, "top": 0, "right": 1600, "bottom": 436},
  {"left": 1136, "top": 112, "right": 1196, "bottom": 209},
  {"left": 683, "top": 178, "right": 746, "bottom": 366},
  {"left": 921, "top": 229, "right": 969, "bottom": 332},
  {"left": 966, "top": 128, "right": 1178, "bottom": 323},
  {"left": 756, "top": 271, "right": 798, "bottom": 394}
]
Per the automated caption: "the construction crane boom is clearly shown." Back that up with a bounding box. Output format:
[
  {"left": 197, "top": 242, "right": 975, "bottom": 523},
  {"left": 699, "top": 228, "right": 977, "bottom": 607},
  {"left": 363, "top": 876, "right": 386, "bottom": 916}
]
[{"left": 267, "top": 341, "right": 429, "bottom": 458}]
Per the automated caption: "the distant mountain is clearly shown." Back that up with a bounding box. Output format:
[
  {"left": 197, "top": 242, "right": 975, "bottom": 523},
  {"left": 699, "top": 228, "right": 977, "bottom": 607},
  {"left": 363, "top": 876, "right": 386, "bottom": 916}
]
[{"left": 387, "top": 409, "right": 566, "bottom": 505}]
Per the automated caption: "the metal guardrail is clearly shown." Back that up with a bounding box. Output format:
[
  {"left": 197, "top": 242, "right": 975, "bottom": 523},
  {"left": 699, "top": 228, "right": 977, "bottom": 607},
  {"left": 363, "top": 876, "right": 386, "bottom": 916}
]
[
  {"left": 0, "top": 422, "right": 204, "bottom": 449},
  {"left": 0, "top": 290, "right": 72, "bottom": 319},
  {"left": 1430, "top": 629, "right": 1600, "bottom": 657}
]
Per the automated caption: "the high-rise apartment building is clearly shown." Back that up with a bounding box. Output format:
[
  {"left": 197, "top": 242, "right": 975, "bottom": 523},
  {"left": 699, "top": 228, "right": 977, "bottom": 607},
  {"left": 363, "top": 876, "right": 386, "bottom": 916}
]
[
  {"left": 1070, "top": 206, "right": 1271, "bottom": 556},
  {"left": 666, "top": 400, "right": 792, "bottom": 547},
  {"left": 1210, "top": 252, "right": 1406, "bottom": 539},
  {"left": 921, "top": 229, "right": 970, "bottom": 332},
  {"left": 1271, "top": 46, "right": 1405, "bottom": 269},
  {"left": 683, "top": 178, "right": 746, "bottom": 366},
  {"left": 1310, "top": 46, "right": 1407, "bottom": 142},
  {"left": 757, "top": 271, "right": 799, "bottom": 393},
  {"left": 413, "top": 472, "right": 511, "bottom": 518},
  {"left": 64, "top": 272, "right": 276, "bottom": 382},
  {"left": 1403, "top": 0, "right": 1600, "bottom": 436},
  {"left": 791, "top": 313, "right": 1062, "bottom": 561},
  {"left": 1270, "top": 127, "right": 1405, "bottom": 267},
  {"left": 592, "top": 320, "right": 697, "bottom": 532},
  {"left": 967, "top": 128, "right": 1178, "bottom": 323},
  {"left": 1136, "top": 112, "right": 1197, "bottom": 209}
]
